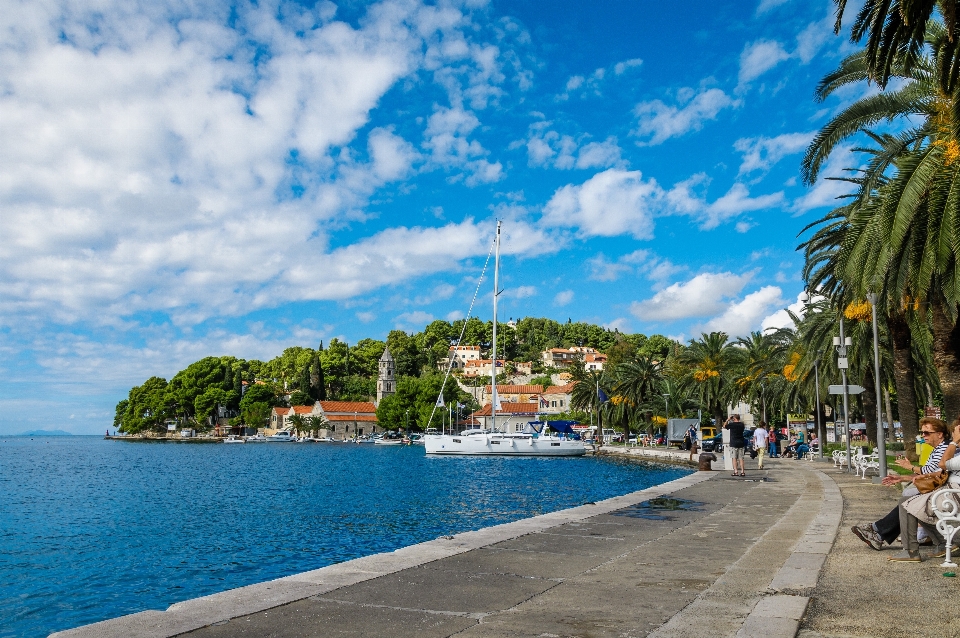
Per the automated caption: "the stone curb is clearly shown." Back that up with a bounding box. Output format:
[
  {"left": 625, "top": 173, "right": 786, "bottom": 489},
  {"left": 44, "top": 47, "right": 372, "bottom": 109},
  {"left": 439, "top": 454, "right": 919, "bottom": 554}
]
[
  {"left": 735, "top": 469, "right": 843, "bottom": 638},
  {"left": 50, "top": 470, "right": 712, "bottom": 638}
]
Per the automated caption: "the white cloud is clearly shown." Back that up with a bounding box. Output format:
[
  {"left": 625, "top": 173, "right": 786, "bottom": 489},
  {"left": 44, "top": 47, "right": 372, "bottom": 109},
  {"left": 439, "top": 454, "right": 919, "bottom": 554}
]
[
  {"left": 504, "top": 285, "right": 537, "bottom": 299},
  {"left": 521, "top": 123, "right": 623, "bottom": 170},
  {"left": 760, "top": 290, "right": 810, "bottom": 331},
  {"left": 738, "top": 40, "right": 792, "bottom": 88},
  {"left": 634, "top": 87, "right": 739, "bottom": 145},
  {"left": 734, "top": 132, "right": 814, "bottom": 175},
  {"left": 614, "top": 58, "right": 643, "bottom": 75},
  {"left": 0, "top": 0, "right": 527, "bottom": 328},
  {"left": 792, "top": 145, "right": 857, "bottom": 212},
  {"left": 554, "top": 290, "right": 574, "bottom": 306},
  {"left": 576, "top": 138, "right": 624, "bottom": 169},
  {"left": 700, "top": 286, "right": 786, "bottom": 337},
  {"left": 630, "top": 272, "right": 753, "bottom": 321},
  {"left": 542, "top": 169, "right": 660, "bottom": 238},
  {"left": 735, "top": 221, "right": 755, "bottom": 233},
  {"left": 368, "top": 127, "right": 420, "bottom": 181},
  {"left": 587, "top": 250, "right": 682, "bottom": 282},
  {"left": 422, "top": 104, "right": 504, "bottom": 185},
  {"left": 756, "top": 0, "right": 792, "bottom": 14},
  {"left": 605, "top": 317, "right": 632, "bottom": 332},
  {"left": 394, "top": 310, "right": 434, "bottom": 329},
  {"left": 666, "top": 175, "right": 784, "bottom": 229},
  {"left": 356, "top": 311, "right": 376, "bottom": 323}
]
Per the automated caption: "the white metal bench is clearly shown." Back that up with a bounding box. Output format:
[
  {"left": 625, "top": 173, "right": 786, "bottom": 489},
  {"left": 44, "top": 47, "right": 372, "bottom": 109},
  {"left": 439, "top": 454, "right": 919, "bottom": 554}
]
[
  {"left": 854, "top": 452, "right": 880, "bottom": 479},
  {"left": 833, "top": 449, "right": 849, "bottom": 468},
  {"left": 932, "top": 488, "right": 960, "bottom": 567}
]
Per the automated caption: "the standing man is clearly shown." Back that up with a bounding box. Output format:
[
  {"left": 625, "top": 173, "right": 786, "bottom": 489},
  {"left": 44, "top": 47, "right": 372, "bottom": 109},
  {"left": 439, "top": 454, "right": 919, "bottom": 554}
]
[
  {"left": 724, "top": 414, "right": 746, "bottom": 476},
  {"left": 753, "top": 421, "right": 769, "bottom": 469},
  {"left": 686, "top": 423, "right": 698, "bottom": 461}
]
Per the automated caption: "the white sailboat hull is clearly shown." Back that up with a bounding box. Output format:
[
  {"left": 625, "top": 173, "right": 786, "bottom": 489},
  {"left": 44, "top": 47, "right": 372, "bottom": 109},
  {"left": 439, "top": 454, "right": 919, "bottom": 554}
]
[{"left": 424, "top": 434, "right": 586, "bottom": 456}]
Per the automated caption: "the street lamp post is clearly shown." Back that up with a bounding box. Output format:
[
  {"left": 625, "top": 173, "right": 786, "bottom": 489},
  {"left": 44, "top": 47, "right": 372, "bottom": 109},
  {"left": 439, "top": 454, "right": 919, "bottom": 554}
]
[
  {"left": 866, "top": 292, "right": 887, "bottom": 478},
  {"left": 834, "top": 318, "right": 853, "bottom": 473},
  {"left": 662, "top": 393, "right": 670, "bottom": 448},
  {"left": 814, "top": 357, "right": 823, "bottom": 458}
]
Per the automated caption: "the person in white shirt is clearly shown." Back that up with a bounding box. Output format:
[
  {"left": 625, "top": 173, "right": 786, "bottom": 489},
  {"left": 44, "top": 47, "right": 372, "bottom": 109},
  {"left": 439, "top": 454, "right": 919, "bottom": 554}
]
[{"left": 753, "top": 422, "right": 769, "bottom": 469}]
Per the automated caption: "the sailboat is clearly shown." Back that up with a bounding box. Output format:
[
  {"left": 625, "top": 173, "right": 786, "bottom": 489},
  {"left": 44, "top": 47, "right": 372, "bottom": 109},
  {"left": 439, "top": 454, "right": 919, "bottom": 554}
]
[{"left": 423, "top": 222, "right": 586, "bottom": 457}]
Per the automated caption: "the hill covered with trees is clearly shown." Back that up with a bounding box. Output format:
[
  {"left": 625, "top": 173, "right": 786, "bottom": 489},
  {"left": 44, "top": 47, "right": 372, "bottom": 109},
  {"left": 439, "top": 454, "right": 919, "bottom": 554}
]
[{"left": 113, "top": 317, "right": 672, "bottom": 434}]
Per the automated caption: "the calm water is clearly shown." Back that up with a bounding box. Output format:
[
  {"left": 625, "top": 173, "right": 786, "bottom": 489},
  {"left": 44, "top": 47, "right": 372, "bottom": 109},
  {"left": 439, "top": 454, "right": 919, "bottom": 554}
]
[{"left": 0, "top": 436, "right": 689, "bottom": 638}]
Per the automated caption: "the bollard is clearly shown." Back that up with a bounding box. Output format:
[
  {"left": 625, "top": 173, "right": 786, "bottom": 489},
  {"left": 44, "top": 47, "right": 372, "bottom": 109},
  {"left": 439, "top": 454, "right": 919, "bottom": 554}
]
[{"left": 698, "top": 452, "right": 717, "bottom": 471}]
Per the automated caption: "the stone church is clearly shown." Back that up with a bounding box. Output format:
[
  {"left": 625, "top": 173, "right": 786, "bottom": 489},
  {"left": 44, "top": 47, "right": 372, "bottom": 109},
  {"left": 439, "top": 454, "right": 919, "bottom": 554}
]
[{"left": 376, "top": 347, "right": 395, "bottom": 406}]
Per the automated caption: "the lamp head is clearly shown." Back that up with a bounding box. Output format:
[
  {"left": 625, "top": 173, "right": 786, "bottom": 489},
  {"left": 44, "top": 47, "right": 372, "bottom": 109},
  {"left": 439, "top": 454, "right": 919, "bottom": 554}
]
[
  {"left": 832, "top": 336, "right": 841, "bottom": 346},
  {"left": 845, "top": 337, "right": 852, "bottom": 346}
]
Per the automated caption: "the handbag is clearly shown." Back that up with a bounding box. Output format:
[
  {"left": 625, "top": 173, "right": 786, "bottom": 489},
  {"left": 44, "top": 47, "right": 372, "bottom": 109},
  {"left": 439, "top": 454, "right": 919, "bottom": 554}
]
[{"left": 915, "top": 470, "right": 950, "bottom": 494}]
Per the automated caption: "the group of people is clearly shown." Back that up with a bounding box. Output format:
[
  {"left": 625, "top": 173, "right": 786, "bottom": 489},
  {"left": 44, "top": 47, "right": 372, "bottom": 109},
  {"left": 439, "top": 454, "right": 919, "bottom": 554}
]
[
  {"left": 722, "top": 416, "right": 819, "bottom": 475},
  {"left": 850, "top": 416, "right": 960, "bottom": 561}
]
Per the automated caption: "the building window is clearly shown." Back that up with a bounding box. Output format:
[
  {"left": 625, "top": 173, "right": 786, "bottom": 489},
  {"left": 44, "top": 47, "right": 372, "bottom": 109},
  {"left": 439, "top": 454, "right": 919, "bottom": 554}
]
[
  {"left": 358, "top": 428, "right": 364, "bottom": 436},
  {"left": 560, "top": 400, "right": 564, "bottom": 407}
]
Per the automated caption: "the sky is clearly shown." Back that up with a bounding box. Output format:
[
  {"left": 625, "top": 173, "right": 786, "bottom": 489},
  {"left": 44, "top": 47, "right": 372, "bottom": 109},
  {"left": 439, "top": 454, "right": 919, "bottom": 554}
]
[{"left": 0, "top": 0, "right": 865, "bottom": 434}]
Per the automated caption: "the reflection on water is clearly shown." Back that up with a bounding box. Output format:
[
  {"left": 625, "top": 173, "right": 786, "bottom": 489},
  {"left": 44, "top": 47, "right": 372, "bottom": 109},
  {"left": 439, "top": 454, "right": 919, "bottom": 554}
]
[{"left": 0, "top": 436, "right": 690, "bottom": 638}]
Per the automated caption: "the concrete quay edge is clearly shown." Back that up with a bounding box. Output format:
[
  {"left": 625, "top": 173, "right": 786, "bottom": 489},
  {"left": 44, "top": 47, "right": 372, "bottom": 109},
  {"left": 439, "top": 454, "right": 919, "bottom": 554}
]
[
  {"left": 735, "top": 469, "right": 843, "bottom": 638},
  {"left": 49, "top": 467, "right": 712, "bottom": 638}
]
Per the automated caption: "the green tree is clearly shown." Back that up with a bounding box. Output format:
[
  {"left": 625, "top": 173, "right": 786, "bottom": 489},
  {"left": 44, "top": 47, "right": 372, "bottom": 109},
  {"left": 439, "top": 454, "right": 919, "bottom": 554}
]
[
  {"left": 678, "top": 332, "right": 740, "bottom": 427},
  {"left": 800, "top": 25, "right": 960, "bottom": 422},
  {"left": 194, "top": 387, "right": 229, "bottom": 425},
  {"left": 387, "top": 330, "right": 424, "bottom": 377},
  {"left": 240, "top": 383, "right": 280, "bottom": 410},
  {"left": 113, "top": 399, "right": 128, "bottom": 430},
  {"left": 289, "top": 390, "right": 313, "bottom": 406},
  {"left": 242, "top": 402, "right": 272, "bottom": 429},
  {"left": 119, "top": 376, "right": 173, "bottom": 434}
]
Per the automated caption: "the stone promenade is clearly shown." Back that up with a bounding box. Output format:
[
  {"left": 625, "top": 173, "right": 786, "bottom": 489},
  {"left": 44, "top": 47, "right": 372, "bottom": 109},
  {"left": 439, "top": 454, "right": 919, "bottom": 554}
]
[{"left": 55, "top": 453, "right": 952, "bottom": 638}]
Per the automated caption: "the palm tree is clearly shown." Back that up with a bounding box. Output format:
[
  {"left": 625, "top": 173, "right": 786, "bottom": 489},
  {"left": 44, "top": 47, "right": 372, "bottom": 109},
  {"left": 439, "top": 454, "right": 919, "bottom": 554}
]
[
  {"left": 801, "top": 22, "right": 960, "bottom": 422},
  {"left": 733, "top": 329, "right": 792, "bottom": 421},
  {"left": 831, "top": 0, "right": 960, "bottom": 94},
  {"left": 611, "top": 355, "right": 663, "bottom": 439},
  {"left": 571, "top": 369, "right": 611, "bottom": 443},
  {"left": 677, "top": 332, "right": 740, "bottom": 427}
]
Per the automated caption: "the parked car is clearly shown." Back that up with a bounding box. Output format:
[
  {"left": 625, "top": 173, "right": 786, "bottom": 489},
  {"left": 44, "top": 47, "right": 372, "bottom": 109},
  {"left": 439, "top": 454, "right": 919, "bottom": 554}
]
[{"left": 701, "top": 428, "right": 754, "bottom": 454}]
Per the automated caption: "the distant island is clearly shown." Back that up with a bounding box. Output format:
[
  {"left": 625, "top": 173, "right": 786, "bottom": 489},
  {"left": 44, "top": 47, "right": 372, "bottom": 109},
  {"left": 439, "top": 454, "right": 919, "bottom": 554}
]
[{"left": 19, "top": 429, "right": 74, "bottom": 436}]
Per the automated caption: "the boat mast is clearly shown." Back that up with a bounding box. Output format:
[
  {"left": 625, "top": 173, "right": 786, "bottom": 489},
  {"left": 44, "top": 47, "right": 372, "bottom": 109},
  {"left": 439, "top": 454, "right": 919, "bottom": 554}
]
[{"left": 491, "top": 221, "right": 501, "bottom": 433}]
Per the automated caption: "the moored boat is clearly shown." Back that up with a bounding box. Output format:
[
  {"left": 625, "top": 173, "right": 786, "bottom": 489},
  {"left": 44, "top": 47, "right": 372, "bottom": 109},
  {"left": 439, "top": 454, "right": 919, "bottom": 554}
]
[{"left": 424, "top": 222, "right": 585, "bottom": 458}]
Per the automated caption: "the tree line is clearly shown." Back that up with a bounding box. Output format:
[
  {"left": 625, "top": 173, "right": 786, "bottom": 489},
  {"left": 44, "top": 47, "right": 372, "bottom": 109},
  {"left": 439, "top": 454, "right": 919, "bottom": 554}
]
[{"left": 112, "top": 317, "right": 672, "bottom": 434}]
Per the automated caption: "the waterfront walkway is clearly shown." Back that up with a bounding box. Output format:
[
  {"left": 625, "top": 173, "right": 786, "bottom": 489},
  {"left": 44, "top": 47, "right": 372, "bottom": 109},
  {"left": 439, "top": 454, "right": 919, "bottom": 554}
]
[{"left": 54, "top": 452, "right": 955, "bottom": 638}]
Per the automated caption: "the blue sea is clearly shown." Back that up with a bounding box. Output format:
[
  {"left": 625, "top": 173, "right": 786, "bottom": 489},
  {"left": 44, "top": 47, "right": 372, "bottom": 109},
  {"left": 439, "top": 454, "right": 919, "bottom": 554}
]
[{"left": 0, "top": 436, "right": 690, "bottom": 638}]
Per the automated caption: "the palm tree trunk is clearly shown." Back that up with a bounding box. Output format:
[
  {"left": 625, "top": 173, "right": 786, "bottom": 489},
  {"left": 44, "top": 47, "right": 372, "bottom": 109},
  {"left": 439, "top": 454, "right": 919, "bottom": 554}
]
[
  {"left": 889, "top": 310, "right": 921, "bottom": 460},
  {"left": 932, "top": 301, "right": 960, "bottom": 423}
]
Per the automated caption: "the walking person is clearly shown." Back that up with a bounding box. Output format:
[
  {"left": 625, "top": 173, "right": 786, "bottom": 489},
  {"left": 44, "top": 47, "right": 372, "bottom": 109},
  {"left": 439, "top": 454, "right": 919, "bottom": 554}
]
[
  {"left": 724, "top": 414, "right": 746, "bottom": 476},
  {"left": 686, "top": 423, "right": 698, "bottom": 461},
  {"left": 753, "top": 421, "right": 769, "bottom": 469}
]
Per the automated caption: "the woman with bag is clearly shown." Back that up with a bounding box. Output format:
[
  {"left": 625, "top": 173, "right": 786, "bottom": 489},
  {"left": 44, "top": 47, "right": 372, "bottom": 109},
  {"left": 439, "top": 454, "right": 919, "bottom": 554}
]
[
  {"left": 885, "top": 417, "right": 955, "bottom": 562},
  {"left": 851, "top": 417, "right": 954, "bottom": 556}
]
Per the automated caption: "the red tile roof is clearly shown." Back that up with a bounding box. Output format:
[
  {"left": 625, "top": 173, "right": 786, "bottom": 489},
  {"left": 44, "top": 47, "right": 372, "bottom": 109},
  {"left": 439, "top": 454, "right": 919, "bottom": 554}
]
[
  {"left": 324, "top": 414, "right": 378, "bottom": 422},
  {"left": 272, "top": 407, "right": 290, "bottom": 416},
  {"left": 319, "top": 401, "right": 377, "bottom": 414},
  {"left": 472, "top": 402, "right": 539, "bottom": 416},
  {"left": 543, "top": 383, "right": 576, "bottom": 394},
  {"left": 484, "top": 385, "right": 544, "bottom": 394}
]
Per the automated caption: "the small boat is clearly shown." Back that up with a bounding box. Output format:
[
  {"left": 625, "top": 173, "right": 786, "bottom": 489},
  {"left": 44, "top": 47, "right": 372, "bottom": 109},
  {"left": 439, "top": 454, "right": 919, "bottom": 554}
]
[
  {"left": 265, "top": 430, "right": 295, "bottom": 442},
  {"left": 245, "top": 434, "right": 267, "bottom": 443},
  {"left": 407, "top": 433, "right": 424, "bottom": 445},
  {"left": 223, "top": 435, "right": 245, "bottom": 444},
  {"left": 375, "top": 432, "right": 404, "bottom": 445}
]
